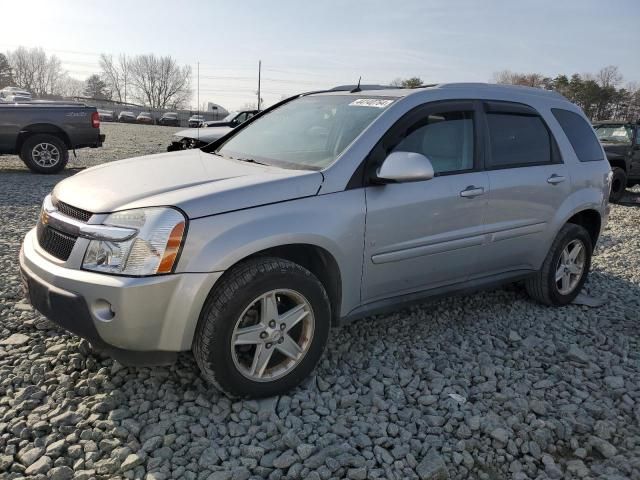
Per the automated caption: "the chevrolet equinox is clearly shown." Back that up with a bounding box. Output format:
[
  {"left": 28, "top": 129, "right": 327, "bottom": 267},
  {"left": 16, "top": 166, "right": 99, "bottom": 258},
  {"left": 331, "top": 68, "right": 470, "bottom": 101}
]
[{"left": 20, "top": 84, "right": 611, "bottom": 398}]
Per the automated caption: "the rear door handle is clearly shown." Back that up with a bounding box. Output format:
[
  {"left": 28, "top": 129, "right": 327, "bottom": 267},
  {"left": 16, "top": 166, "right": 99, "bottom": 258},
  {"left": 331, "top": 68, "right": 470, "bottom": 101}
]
[
  {"left": 547, "top": 174, "right": 566, "bottom": 185},
  {"left": 460, "top": 186, "right": 485, "bottom": 198}
]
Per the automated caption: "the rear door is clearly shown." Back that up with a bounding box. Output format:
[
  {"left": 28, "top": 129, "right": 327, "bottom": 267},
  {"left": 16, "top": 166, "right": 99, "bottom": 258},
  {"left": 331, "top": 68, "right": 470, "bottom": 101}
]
[
  {"left": 475, "top": 101, "right": 571, "bottom": 276},
  {"left": 361, "top": 100, "right": 490, "bottom": 302}
]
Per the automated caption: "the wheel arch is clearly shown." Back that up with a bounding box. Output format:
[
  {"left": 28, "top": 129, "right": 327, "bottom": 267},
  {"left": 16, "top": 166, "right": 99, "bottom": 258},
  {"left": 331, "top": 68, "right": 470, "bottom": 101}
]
[
  {"left": 212, "top": 243, "right": 343, "bottom": 327},
  {"left": 565, "top": 208, "right": 602, "bottom": 247},
  {"left": 17, "top": 124, "right": 72, "bottom": 152},
  {"left": 607, "top": 157, "right": 627, "bottom": 172}
]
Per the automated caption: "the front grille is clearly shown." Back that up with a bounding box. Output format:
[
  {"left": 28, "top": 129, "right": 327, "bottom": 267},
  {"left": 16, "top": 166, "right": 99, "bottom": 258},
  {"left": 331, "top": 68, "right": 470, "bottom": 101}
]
[
  {"left": 37, "top": 222, "right": 77, "bottom": 261},
  {"left": 55, "top": 200, "right": 93, "bottom": 222}
]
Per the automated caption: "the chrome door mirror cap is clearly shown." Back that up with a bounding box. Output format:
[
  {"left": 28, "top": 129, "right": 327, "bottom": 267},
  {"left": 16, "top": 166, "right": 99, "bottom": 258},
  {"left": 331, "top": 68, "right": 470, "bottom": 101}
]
[{"left": 376, "top": 151, "right": 435, "bottom": 183}]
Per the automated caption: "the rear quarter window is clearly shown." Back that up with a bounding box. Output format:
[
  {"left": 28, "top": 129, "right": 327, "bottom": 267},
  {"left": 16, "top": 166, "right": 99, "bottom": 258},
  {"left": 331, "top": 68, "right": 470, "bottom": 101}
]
[{"left": 552, "top": 109, "right": 604, "bottom": 162}]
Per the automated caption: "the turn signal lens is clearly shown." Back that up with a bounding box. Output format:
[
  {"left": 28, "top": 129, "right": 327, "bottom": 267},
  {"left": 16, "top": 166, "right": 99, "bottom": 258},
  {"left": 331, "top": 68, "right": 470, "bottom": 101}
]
[{"left": 157, "top": 221, "right": 186, "bottom": 273}]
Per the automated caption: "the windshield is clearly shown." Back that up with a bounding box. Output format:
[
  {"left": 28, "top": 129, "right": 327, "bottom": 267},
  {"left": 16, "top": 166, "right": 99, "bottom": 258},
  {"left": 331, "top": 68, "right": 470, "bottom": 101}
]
[
  {"left": 594, "top": 124, "right": 632, "bottom": 143},
  {"left": 222, "top": 112, "right": 238, "bottom": 122},
  {"left": 216, "top": 95, "right": 394, "bottom": 170}
]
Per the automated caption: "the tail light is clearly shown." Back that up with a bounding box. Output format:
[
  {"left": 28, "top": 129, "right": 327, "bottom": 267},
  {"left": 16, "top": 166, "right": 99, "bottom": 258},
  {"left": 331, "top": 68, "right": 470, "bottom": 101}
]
[{"left": 91, "top": 112, "right": 100, "bottom": 128}]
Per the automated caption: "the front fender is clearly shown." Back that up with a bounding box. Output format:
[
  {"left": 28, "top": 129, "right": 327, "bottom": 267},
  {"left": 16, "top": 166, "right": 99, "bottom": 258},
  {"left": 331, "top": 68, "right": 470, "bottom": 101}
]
[{"left": 177, "top": 190, "right": 366, "bottom": 316}]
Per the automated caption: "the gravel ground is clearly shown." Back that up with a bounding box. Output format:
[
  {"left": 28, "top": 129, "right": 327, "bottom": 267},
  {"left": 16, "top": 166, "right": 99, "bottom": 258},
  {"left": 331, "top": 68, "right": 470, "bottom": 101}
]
[{"left": 0, "top": 127, "right": 639, "bottom": 479}]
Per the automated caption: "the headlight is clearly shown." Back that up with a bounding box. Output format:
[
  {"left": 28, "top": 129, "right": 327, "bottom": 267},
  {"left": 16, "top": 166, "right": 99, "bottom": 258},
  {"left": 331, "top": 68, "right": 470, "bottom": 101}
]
[{"left": 82, "top": 207, "right": 186, "bottom": 276}]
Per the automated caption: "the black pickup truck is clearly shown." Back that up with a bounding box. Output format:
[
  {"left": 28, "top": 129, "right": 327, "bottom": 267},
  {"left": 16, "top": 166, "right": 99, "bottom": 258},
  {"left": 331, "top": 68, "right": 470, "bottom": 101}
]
[
  {"left": 0, "top": 102, "right": 105, "bottom": 173},
  {"left": 593, "top": 120, "right": 640, "bottom": 202}
]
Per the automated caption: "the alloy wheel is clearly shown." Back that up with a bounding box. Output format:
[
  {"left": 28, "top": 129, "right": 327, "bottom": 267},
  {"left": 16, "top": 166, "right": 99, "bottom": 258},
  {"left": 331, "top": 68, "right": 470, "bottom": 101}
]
[
  {"left": 231, "top": 289, "right": 314, "bottom": 382},
  {"left": 555, "top": 239, "right": 586, "bottom": 295},
  {"left": 31, "top": 143, "right": 60, "bottom": 167}
]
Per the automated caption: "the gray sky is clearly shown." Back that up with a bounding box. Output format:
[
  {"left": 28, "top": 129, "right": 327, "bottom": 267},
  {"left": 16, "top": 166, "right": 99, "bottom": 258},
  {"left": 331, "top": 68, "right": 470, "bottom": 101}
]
[{"left": 2, "top": 0, "right": 639, "bottom": 110}]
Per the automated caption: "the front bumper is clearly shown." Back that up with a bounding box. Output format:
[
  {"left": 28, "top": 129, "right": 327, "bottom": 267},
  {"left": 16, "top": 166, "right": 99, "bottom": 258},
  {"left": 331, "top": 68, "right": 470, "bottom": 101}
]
[{"left": 20, "top": 228, "right": 222, "bottom": 362}]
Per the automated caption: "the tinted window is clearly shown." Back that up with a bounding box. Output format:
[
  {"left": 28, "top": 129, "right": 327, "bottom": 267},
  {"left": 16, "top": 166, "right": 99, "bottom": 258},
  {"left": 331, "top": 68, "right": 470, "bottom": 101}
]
[
  {"left": 554, "top": 109, "right": 605, "bottom": 162},
  {"left": 392, "top": 111, "right": 474, "bottom": 174},
  {"left": 487, "top": 114, "right": 551, "bottom": 167}
]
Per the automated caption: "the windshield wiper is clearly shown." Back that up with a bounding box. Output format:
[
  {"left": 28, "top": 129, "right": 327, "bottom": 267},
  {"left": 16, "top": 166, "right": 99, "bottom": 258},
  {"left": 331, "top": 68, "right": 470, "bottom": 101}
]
[{"left": 232, "top": 156, "right": 269, "bottom": 166}]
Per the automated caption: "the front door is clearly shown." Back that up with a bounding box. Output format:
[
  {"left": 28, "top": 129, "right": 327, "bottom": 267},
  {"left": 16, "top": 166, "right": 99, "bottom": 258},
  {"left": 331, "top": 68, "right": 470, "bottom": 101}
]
[{"left": 362, "top": 101, "right": 489, "bottom": 303}]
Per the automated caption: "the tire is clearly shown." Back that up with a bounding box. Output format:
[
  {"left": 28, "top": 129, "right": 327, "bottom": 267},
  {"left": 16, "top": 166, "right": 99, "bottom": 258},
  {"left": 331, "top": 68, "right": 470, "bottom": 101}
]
[
  {"left": 525, "top": 223, "right": 592, "bottom": 306},
  {"left": 193, "top": 257, "right": 331, "bottom": 398},
  {"left": 20, "top": 134, "right": 69, "bottom": 174},
  {"left": 609, "top": 167, "right": 627, "bottom": 203}
]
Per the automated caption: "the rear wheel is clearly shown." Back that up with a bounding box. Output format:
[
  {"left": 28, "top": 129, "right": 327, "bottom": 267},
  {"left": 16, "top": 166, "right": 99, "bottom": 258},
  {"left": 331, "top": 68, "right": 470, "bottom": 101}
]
[
  {"left": 609, "top": 167, "right": 627, "bottom": 203},
  {"left": 525, "top": 223, "right": 592, "bottom": 306},
  {"left": 193, "top": 257, "right": 331, "bottom": 398},
  {"left": 20, "top": 134, "right": 69, "bottom": 174}
]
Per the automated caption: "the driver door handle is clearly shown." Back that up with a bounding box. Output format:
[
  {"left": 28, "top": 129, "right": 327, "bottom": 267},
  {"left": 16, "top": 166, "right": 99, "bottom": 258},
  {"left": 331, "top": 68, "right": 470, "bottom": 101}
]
[
  {"left": 460, "top": 186, "right": 485, "bottom": 198},
  {"left": 547, "top": 174, "right": 566, "bottom": 185}
]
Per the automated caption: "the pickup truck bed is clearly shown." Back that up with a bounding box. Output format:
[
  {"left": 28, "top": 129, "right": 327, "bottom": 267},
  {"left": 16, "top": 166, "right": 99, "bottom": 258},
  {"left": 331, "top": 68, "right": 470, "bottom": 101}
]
[{"left": 0, "top": 102, "right": 105, "bottom": 173}]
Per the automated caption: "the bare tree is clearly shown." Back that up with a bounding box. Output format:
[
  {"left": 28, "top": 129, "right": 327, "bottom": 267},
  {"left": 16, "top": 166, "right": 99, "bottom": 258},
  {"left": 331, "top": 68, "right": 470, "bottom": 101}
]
[
  {"left": 493, "top": 70, "right": 547, "bottom": 88},
  {"left": 6, "top": 47, "right": 64, "bottom": 96},
  {"left": 99, "top": 54, "right": 130, "bottom": 102},
  {"left": 58, "top": 75, "right": 85, "bottom": 97},
  {"left": 389, "top": 77, "right": 423, "bottom": 88},
  {"left": 127, "top": 54, "right": 191, "bottom": 109},
  {"left": 596, "top": 65, "right": 622, "bottom": 88}
]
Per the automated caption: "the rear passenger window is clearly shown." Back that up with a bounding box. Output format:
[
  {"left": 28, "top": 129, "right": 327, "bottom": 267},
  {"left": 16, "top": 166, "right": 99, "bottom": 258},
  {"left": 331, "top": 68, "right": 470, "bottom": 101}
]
[
  {"left": 392, "top": 111, "right": 474, "bottom": 174},
  {"left": 552, "top": 109, "right": 604, "bottom": 162},
  {"left": 486, "top": 114, "right": 551, "bottom": 167}
]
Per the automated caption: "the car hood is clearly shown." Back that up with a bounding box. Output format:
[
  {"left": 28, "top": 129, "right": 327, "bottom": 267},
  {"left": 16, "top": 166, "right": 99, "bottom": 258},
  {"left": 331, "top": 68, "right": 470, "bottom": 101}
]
[
  {"left": 52, "top": 149, "right": 323, "bottom": 218},
  {"left": 173, "top": 126, "right": 233, "bottom": 143}
]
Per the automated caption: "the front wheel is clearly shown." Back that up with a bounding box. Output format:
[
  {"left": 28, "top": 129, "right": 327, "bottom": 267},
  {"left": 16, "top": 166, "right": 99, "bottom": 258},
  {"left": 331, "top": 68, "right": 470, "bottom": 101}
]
[
  {"left": 193, "top": 257, "right": 331, "bottom": 398},
  {"left": 609, "top": 167, "right": 627, "bottom": 203},
  {"left": 525, "top": 223, "right": 592, "bottom": 306},
  {"left": 20, "top": 134, "right": 69, "bottom": 174}
]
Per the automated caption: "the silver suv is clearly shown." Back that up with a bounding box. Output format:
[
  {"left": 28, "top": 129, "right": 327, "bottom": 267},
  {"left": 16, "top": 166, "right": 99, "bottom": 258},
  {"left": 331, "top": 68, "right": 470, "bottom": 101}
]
[{"left": 20, "top": 84, "right": 611, "bottom": 398}]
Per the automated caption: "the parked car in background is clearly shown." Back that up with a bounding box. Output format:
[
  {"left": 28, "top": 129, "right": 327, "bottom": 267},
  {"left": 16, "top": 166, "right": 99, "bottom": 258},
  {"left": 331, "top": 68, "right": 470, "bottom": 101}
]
[
  {"left": 188, "top": 114, "right": 205, "bottom": 128},
  {"left": 0, "top": 87, "right": 32, "bottom": 102},
  {"left": 137, "top": 112, "right": 154, "bottom": 124},
  {"left": 167, "top": 125, "right": 233, "bottom": 151},
  {"left": 97, "top": 109, "right": 114, "bottom": 122},
  {"left": 158, "top": 112, "right": 180, "bottom": 126},
  {"left": 203, "top": 110, "right": 259, "bottom": 128},
  {"left": 20, "top": 84, "right": 611, "bottom": 398},
  {"left": 593, "top": 120, "right": 640, "bottom": 202},
  {"left": 118, "top": 111, "right": 136, "bottom": 123},
  {"left": 0, "top": 101, "right": 104, "bottom": 173}
]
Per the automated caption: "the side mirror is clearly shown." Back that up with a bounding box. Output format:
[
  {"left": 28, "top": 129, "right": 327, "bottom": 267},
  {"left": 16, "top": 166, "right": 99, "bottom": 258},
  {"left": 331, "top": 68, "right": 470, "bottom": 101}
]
[{"left": 375, "top": 151, "right": 435, "bottom": 183}]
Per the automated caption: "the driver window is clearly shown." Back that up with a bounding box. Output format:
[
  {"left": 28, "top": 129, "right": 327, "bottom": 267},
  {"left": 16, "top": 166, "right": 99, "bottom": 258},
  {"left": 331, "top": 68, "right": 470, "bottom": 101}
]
[
  {"left": 392, "top": 111, "right": 474, "bottom": 174},
  {"left": 235, "top": 113, "right": 247, "bottom": 123}
]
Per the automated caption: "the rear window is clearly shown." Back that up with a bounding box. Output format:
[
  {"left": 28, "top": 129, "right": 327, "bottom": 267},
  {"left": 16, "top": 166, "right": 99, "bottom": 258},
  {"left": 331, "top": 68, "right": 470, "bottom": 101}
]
[
  {"left": 486, "top": 113, "right": 551, "bottom": 167},
  {"left": 552, "top": 109, "right": 604, "bottom": 162}
]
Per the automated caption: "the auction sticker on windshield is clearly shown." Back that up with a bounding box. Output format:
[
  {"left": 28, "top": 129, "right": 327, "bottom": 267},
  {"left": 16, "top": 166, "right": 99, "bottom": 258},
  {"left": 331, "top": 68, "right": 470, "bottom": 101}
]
[{"left": 349, "top": 98, "right": 394, "bottom": 108}]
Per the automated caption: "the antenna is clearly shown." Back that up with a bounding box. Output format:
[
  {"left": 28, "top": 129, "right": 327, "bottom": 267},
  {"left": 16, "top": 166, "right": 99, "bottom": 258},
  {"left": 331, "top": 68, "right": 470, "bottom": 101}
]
[{"left": 350, "top": 77, "right": 362, "bottom": 93}]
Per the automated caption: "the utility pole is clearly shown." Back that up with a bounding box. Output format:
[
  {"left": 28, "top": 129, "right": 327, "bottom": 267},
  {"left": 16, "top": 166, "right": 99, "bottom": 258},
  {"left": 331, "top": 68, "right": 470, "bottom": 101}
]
[
  {"left": 257, "top": 60, "right": 261, "bottom": 111},
  {"left": 122, "top": 54, "right": 127, "bottom": 104},
  {"left": 197, "top": 61, "right": 200, "bottom": 115}
]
